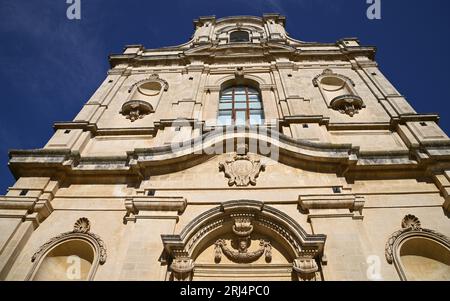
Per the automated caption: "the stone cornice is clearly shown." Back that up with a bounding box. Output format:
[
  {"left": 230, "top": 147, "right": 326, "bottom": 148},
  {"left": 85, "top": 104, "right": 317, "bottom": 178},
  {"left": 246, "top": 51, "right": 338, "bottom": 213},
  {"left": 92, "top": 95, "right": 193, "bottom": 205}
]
[{"left": 8, "top": 126, "right": 450, "bottom": 181}]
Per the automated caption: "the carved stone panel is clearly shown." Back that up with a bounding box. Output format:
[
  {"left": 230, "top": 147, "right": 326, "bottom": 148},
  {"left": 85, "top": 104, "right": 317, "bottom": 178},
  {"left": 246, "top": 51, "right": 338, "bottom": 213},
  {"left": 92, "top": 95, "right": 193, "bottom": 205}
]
[{"left": 214, "top": 217, "right": 272, "bottom": 264}]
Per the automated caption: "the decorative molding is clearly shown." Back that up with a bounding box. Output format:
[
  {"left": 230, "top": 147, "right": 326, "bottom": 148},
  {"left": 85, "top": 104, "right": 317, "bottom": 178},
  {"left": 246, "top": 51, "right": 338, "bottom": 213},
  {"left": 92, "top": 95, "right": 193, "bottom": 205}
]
[
  {"left": 312, "top": 69, "right": 355, "bottom": 88},
  {"left": 128, "top": 74, "right": 169, "bottom": 93},
  {"left": 219, "top": 153, "right": 265, "bottom": 187},
  {"left": 161, "top": 201, "right": 327, "bottom": 268},
  {"left": 31, "top": 218, "right": 106, "bottom": 265}
]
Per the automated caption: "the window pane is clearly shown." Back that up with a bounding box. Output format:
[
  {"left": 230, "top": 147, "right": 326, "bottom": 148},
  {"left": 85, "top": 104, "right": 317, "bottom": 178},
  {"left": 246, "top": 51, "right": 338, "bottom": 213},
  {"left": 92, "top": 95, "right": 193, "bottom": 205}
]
[
  {"left": 217, "top": 115, "right": 232, "bottom": 126},
  {"left": 249, "top": 102, "right": 262, "bottom": 109},
  {"left": 249, "top": 114, "right": 263, "bottom": 125},
  {"left": 235, "top": 102, "right": 247, "bottom": 109},
  {"left": 250, "top": 109, "right": 264, "bottom": 116},
  {"left": 248, "top": 95, "right": 260, "bottom": 101},
  {"left": 235, "top": 111, "right": 246, "bottom": 125},
  {"left": 230, "top": 31, "right": 250, "bottom": 43},
  {"left": 222, "top": 88, "right": 233, "bottom": 95},
  {"left": 219, "top": 110, "right": 232, "bottom": 116},
  {"left": 234, "top": 87, "right": 246, "bottom": 94},
  {"left": 234, "top": 94, "right": 247, "bottom": 102},
  {"left": 247, "top": 88, "right": 259, "bottom": 95},
  {"left": 219, "top": 103, "right": 232, "bottom": 110}
]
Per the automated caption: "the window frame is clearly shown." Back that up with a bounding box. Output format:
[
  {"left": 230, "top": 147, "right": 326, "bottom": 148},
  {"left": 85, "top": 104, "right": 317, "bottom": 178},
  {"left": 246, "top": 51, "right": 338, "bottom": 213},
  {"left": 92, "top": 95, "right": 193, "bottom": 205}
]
[
  {"left": 218, "top": 86, "right": 264, "bottom": 126},
  {"left": 229, "top": 30, "right": 250, "bottom": 43}
]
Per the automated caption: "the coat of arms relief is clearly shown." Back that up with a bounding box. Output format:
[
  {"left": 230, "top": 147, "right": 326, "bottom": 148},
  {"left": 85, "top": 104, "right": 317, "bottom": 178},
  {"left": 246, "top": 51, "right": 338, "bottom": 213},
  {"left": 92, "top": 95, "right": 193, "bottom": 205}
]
[{"left": 219, "top": 153, "right": 266, "bottom": 187}]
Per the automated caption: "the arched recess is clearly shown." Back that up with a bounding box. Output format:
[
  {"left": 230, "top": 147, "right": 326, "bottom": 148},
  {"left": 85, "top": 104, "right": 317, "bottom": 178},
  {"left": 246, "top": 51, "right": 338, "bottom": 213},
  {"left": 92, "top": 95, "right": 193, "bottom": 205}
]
[
  {"left": 385, "top": 215, "right": 450, "bottom": 281},
  {"left": 161, "top": 200, "right": 327, "bottom": 281},
  {"left": 27, "top": 218, "right": 107, "bottom": 281}
]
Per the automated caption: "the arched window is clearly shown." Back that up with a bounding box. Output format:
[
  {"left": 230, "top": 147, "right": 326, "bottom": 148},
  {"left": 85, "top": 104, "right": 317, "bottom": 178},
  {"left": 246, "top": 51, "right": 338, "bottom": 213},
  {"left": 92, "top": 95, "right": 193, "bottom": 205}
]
[
  {"left": 218, "top": 86, "right": 264, "bottom": 126},
  {"left": 229, "top": 31, "right": 250, "bottom": 43}
]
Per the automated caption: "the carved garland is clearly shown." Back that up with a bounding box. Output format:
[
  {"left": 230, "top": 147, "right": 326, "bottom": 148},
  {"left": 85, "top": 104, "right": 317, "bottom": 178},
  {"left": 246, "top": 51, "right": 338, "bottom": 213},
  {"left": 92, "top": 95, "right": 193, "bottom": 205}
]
[
  {"left": 214, "top": 217, "right": 272, "bottom": 264},
  {"left": 31, "top": 218, "right": 107, "bottom": 265}
]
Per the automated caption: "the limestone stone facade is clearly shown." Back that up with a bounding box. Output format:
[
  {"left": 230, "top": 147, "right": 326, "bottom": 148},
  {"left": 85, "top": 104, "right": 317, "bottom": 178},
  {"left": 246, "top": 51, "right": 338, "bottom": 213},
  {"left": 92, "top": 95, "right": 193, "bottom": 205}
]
[{"left": 1, "top": 14, "right": 449, "bottom": 281}]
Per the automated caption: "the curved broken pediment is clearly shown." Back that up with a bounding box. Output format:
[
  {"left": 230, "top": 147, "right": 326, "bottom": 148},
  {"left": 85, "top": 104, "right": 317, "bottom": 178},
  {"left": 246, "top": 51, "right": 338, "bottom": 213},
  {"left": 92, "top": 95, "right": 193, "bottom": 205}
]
[{"left": 161, "top": 200, "right": 326, "bottom": 281}]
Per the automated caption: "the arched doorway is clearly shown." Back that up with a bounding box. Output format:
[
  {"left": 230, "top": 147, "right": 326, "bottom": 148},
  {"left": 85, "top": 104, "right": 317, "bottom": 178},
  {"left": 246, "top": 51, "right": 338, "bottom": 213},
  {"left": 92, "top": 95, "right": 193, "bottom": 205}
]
[{"left": 161, "top": 200, "right": 327, "bottom": 281}]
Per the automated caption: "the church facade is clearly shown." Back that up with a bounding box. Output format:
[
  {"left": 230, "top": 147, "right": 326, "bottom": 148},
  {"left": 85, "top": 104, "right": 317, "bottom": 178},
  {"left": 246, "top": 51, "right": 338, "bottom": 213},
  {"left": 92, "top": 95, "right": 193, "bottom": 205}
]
[{"left": 0, "top": 14, "right": 449, "bottom": 281}]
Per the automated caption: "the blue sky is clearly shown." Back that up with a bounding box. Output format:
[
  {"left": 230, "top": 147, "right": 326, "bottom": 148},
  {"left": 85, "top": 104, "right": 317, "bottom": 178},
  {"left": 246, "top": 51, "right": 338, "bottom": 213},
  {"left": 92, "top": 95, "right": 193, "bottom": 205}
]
[{"left": 1, "top": 0, "right": 450, "bottom": 193}]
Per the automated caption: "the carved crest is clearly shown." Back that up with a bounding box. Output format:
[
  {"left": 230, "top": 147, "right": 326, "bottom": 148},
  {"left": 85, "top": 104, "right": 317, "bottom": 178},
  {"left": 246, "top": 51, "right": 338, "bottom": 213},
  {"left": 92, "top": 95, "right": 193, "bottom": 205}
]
[
  {"left": 214, "top": 217, "right": 272, "bottom": 264},
  {"left": 219, "top": 153, "right": 265, "bottom": 187}
]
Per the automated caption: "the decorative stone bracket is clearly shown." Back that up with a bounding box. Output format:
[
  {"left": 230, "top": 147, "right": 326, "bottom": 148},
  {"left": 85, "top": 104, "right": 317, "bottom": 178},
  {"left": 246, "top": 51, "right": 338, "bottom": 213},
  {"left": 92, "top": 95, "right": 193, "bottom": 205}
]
[
  {"left": 120, "top": 100, "right": 154, "bottom": 122},
  {"left": 330, "top": 94, "right": 364, "bottom": 117},
  {"left": 124, "top": 196, "right": 187, "bottom": 224},
  {"left": 293, "top": 257, "right": 320, "bottom": 281},
  {"left": 170, "top": 257, "right": 195, "bottom": 281},
  {"left": 298, "top": 194, "right": 365, "bottom": 220}
]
